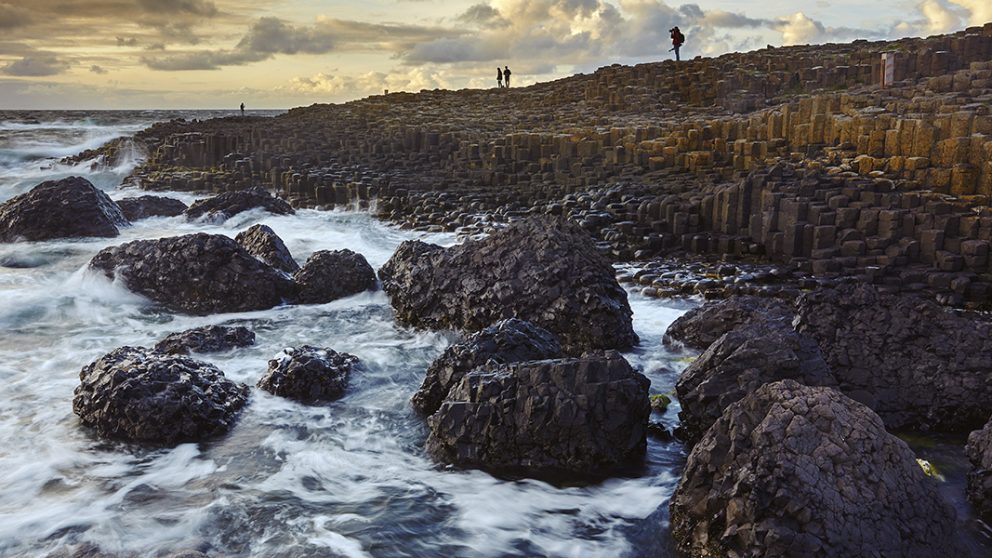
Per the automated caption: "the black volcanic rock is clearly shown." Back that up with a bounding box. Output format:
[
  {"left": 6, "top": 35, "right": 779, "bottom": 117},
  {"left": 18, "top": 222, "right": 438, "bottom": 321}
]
[
  {"left": 426, "top": 351, "right": 649, "bottom": 476},
  {"left": 0, "top": 176, "right": 128, "bottom": 242},
  {"left": 72, "top": 346, "right": 249, "bottom": 445},
  {"left": 116, "top": 195, "right": 188, "bottom": 221},
  {"left": 379, "top": 218, "right": 637, "bottom": 354},
  {"left": 664, "top": 295, "right": 794, "bottom": 350},
  {"left": 795, "top": 283, "right": 992, "bottom": 432},
  {"left": 185, "top": 188, "right": 294, "bottom": 222},
  {"left": 966, "top": 416, "right": 992, "bottom": 521},
  {"left": 293, "top": 249, "right": 376, "bottom": 304},
  {"left": 154, "top": 325, "right": 256, "bottom": 355},
  {"left": 674, "top": 320, "right": 835, "bottom": 445},
  {"left": 671, "top": 380, "right": 956, "bottom": 558},
  {"left": 235, "top": 224, "right": 299, "bottom": 273},
  {"left": 88, "top": 232, "right": 297, "bottom": 314},
  {"left": 412, "top": 318, "right": 563, "bottom": 416},
  {"left": 257, "top": 345, "right": 358, "bottom": 403}
]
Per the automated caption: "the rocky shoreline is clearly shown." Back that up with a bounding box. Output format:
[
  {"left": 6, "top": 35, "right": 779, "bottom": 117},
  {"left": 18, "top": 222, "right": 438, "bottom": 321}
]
[{"left": 14, "top": 24, "right": 992, "bottom": 556}]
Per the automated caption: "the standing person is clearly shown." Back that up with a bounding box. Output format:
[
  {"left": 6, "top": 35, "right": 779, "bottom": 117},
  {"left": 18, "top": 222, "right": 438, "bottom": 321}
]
[
  {"left": 240, "top": 102, "right": 245, "bottom": 116},
  {"left": 497, "top": 67, "right": 503, "bottom": 88},
  {"left": 503, "top": 66, "right": 512, "bottom": 88},
  {"left": 670, "top": 27, "right": 685, "bottom": 61}
]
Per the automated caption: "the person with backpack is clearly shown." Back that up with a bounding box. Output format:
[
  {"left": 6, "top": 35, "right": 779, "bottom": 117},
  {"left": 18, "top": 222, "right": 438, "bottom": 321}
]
[
  {"left": 503, "top": 66, "right": 512, "bottom": 88},
  {"left": 497, "top": 67, "right": 503, "bottom": 88},
  {"left": 670, "top": 27, "right": 685, "bottom": 61}
]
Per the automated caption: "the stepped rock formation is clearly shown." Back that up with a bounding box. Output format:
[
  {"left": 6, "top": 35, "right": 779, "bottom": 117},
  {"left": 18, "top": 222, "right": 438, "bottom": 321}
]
[
  {"left": 154, "top": 325, "right": 256, "bottom": 355},
  {"left": 294, "top": 249, "right": 377, "bottom": 304},
  {"left": 379, "top": 218, "right": 637, "bottom": 354},
  {"left": 966, "top": 416, "right": 992, "bottom": 521},
  {"left": 116, "top": 195, "right": 188, "bottom": 221},
  {"left": 671, "top": 380, "right": 957, "bottom": 557},
  {"left": 235, "top": 223, "right": 300, "bottom": 273},
  {"left": 257, "top": 345, "right": 358, "bottom": 404},
  {"left": 0, "top": 176, "right": 128, "bottom": 242}
]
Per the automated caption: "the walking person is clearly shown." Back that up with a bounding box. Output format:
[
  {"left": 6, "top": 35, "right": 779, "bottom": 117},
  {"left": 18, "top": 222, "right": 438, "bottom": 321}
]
[
  {"left": 497, "top": 67, "right": 503, "bottom": 88},
  {"left": 503, "top": 65, "right": 512, "bottom": 88},
  {"left": 669, "top": 27, "right": 685, "bottom": 61},
  {"left": 240, "top": 102, "right": 245, "bottom": 116}
]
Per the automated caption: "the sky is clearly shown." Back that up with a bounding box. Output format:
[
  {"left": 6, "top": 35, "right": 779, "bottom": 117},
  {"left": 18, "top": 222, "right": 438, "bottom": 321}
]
[{"left": 0, "top": 0, "right": 989, "bottom": 109}]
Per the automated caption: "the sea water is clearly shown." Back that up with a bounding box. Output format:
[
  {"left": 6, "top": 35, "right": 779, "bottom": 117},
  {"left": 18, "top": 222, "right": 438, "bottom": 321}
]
[{"left": 0, "top": 111, "right": 696, "bottom": 557}]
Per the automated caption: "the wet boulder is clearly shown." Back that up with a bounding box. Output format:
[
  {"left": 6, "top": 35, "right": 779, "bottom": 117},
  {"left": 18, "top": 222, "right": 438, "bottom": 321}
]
[
  {"left": 185, "top": 188, "right": 294, "bottom": 222},
  {"left": 0, "top": 176, "right": 128, "bottom": 242},
  {"left": 671, "top": 380, "right": 957, "bottom": 558},
  {"left": 412, "top": 318, "right": 563, "bottom": 416},
  {"left": 379, "top": 218, "right": 637, "bottom": 354},
  {"left": 154, "top": 325, "right": 256, "bottom": 355},
  {"left": 88, "top": 232, "right": 297, "bottom": 314},
  {"left": 235, "top": 224, "right": 299, "bottom": 274},
  {"left": 426, "top": 351, "right": 650, "bottom": 476},
  {"left": 257, "top": 345, "right": 358, "bottom": 403},
  {"left": 664, "top": 296, "right": 794, "bottom": 350},
  {"left": 675, "top": 320, "right": 835, "bottom": 445},
  {"left": 293, "top": 249, "right": 376, "bottom": 304},
  {"left": 116, "top": 195, "right": 188, "bottom": 221},
  {"left": 966, "top": 416, "right": 992, "bottom": 521},
  {"left": 72, "top": 346, "right": 249, "bottom": 445},
  {"left": 795, "top": 283, "right": 992, "bottom": 432}
]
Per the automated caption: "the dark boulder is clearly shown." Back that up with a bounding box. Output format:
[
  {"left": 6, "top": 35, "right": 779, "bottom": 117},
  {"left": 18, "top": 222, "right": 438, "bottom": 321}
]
[
  {"left": 185, "top": 188, "right": 294, "bottom": 222},
  {"left": 257, "top": 345, "right": 358, "bottom": 403},
  {"left": 72, "top": 346, "right": 249, "bottom": 445},
  {"left": 154, "top": 325, "right": 256, "bottom": 355},
  {"left": 966, "top": 416, "right": 992, "bottom": 521},
  {"left": 235, "top": 224, "right": 299, "bottom": 273},
  {"left": 426, "top": 351, "right": 650, "bottom": 476},
  {"left": 675, "top": 320, "right": 835, "bottom": 445},
  {"left": 88, "top": 233, "right": 297, "bottom": 314},
  {"left": 671, "top": 380, "right": 956, "bottom": 558},
  {"left": 293, "top": 249, "right": 376, "bottom": 304},
  {"left": 664, "top": 296, "right": 793, "bottom": 350},
  {"left": 412, "top": 318, "right": 563, "bottom": 416},
  {"left": 0, "top": 176, "right": 128, "bottom": 242},
  {"left": 379, "top": 218, "right": 637, "bottom": 354},
  {"left": 116, "top": 195, "right": 188, "bottom": 221},
  {"left": 795, "top": 283, "right": 992, "bottom": 432}
]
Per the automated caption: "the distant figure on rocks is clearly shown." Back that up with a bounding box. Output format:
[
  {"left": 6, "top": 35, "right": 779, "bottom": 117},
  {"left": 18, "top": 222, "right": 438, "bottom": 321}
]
[
  {"left": 497, "top": 67, "right": 503, "bottom": 88},
  {"left": 240, "top": 102, "right": 245, "bottom": 116},
  {"left": 504, "top": 66, "right": 512, "bottom": 88},
  {"left": 670, "top": 27, "right": 685, "bottom": 61}
]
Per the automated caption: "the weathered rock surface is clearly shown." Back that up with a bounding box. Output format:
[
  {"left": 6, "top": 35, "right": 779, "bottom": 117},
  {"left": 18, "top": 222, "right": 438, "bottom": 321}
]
[
  {"left": 235, "top": 223, "right": 299, "bottom": 273},
  {"left": 72, "top": 346, "right": 249, "bottom": 445},
  {"left": 88, "top": 232, "right": 297, "bottom": 314},
  {"left": 966, "top": 417, "right": 992, "bottom": 521},
  {"left": 0, "top": 176, "right": 128, "bottom": 242},
  {"left": 116, "top": 195, "right": 188, "bottom": 221},
  {"left": 185, "top": 188, "right": 294, "bottom": 221},
  {"left": 795, "top": 283, "right": 992, "bottom": 432},
  {"left": 257, "top": 345, "right": 358, "bottom": 403},
  {"left": 664, "top": 296, "right": 793, "bottom": 350},
  {"left": 379, "top": 218, "right": 637, "bottom": 354},
  {"left": 671, "top": 380, "right": 957, "bottom": 558},
  {"left": 412, "top": 318, "right": 563, "bottom": 416},
  {"left": 293, "top": 249, "right": 377, "bottom": 304},
  {"left": 675, "top": 321, "right": 835, "bottom": 445},
  {"left": 153, "top": 325, "right": 256, "bottom": 355},
  {"left": 425, "top": 351, "right": 649, "bottom": 476}
]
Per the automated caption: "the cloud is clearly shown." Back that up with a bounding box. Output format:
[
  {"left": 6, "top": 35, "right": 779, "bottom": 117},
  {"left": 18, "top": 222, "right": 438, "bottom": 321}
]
[
  {"left": 136, "top": 0, "right": 218, "bottom": 17},
  {"left": 950, "top": 0, "right": 992, "bottom": 25},
  {"left": 772, "top": 12, "right": 879, "bottom": 45},
  {"left": 235, "top": 17, "right": 335, "bottom": 54},
  {"left": 0, "top": 3, "right": 35, "bottom": 29},
  {"left": 2, "top": 54, "right": 69, "bottom": 76},
  {"left": 287, "top": 67, "right": 452, "bottom": 97},
  {"left": 458, "top": 3, "right": 509, "bottom": 26},
  {"left": 116, "top": 36, "right": 139, "bottom": 47},
  {"left": 892, "top": 0, "right": 964, "bottom": 36},
  {"left": 89, "top": 64, "right": 108, "bottom": 74}
]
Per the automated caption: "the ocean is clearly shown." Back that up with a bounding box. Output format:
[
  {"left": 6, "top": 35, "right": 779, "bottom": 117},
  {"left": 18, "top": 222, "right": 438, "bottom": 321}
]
[{"left": 0, "top": 111, "right": 695, "bottom": 557}]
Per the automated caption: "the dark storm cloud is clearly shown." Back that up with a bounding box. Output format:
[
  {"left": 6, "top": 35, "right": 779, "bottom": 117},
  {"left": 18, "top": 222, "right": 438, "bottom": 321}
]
[
  {"left": 235, "top": 17, "right": 336, "bottom": 54},
  {"left": 2, "top": 54, "right": 69, "bottom": 76},
  {"left": 0, "top": 3, "right": 36, "bottom": 29}
]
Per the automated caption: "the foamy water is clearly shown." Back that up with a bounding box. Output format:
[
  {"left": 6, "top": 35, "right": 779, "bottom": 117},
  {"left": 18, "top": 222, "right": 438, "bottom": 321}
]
[{"left": 0, "top": 113, "right": 695, "bottom": 557}]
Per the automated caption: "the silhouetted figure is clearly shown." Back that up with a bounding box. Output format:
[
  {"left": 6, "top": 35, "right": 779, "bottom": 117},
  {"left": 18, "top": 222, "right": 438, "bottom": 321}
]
[
  {"left": 670, "top": 27, "right": 685, "bottom": 61},
  {"left": 240, "top": 102, "right": 245, "bottom": 116},
  {"left": 504, "top": 66, "right": 512, "bottom": 88},
  {"left": 497, "top": 67, "right": 503, "bottom": 88}
]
